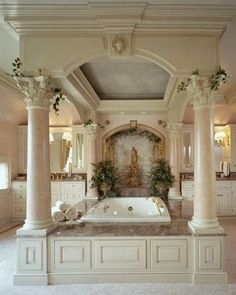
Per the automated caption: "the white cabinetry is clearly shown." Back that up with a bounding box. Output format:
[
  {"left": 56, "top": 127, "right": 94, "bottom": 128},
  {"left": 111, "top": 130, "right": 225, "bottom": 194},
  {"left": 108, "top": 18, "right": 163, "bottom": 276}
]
[
  {"left": 216, "top": 181, "right": 233, "bottom": 215},
  {"left": 181, "top": 180, "right": 235, "bottom": 216},
  {"left": 181, "top": 181, "right": 194, "bottom": 199},
  {"left": 181, "top": 125, "right": 194, "bottom": 172},
  {"left": 11, "top": 181, "right": 86, "bottom": 220},
  {"left": 12, "top": 181, "right": 27, "bottom": 220}
]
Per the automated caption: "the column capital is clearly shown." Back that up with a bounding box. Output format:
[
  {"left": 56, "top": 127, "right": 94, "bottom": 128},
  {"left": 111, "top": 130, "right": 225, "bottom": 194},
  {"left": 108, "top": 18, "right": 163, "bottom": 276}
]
[
  {"left": 167, "top": 123, "right": 182, "bottom": 136},
  {"left": 186, "top": 75, "right": 220, "bottom": 108},
  {"left": 15, "top": 75, "right": 52, "bottom": 109},
  {"left": 85, "top": 123, "right": 99, "bottom": 138}
]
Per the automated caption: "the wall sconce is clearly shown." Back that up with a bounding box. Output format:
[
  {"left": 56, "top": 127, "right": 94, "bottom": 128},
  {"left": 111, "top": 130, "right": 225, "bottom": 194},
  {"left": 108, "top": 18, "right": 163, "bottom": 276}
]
[{"left": 214, "top": 131, "right": 229, "bottom": 146}]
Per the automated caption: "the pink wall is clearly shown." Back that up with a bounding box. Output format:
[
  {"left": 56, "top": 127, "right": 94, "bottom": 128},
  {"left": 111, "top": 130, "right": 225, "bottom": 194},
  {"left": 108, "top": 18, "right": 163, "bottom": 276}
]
[{"left": 0, "top": 122, "right": 18, "bottom": 179}]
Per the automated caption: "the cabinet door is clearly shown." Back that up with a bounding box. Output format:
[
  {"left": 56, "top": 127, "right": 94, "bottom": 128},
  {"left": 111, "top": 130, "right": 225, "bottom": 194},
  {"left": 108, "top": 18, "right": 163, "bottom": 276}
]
[
  {"left": 181, "top": 127, "right": 194, "bottom": 171},
  {"left": 216, "top": 188, "right": 233, "bottom": 215}
]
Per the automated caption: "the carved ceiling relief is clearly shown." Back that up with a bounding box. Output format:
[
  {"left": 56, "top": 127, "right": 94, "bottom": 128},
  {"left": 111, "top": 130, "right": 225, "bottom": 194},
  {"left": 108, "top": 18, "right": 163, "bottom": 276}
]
[{"left": 108, "top": 34, "right": 132, "bottom": 57}]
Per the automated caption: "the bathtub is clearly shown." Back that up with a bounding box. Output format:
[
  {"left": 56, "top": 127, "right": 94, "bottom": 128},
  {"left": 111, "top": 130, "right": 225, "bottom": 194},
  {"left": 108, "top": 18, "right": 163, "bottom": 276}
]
[{"left": 81, "top": 197, "right": 171, "bottom": 223}]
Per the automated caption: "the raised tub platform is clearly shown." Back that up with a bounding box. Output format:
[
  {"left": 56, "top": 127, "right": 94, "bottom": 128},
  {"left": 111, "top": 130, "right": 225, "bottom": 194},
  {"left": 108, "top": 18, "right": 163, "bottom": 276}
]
[{"left": 14, "top": 200, "right": 228, "bottom": 285}]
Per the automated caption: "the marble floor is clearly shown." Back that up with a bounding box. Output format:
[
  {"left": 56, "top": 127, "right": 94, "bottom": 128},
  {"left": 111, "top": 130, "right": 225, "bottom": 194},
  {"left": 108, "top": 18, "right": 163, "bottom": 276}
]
[{"left": 0, "top": 218, "right": 236, "bottom": 295}]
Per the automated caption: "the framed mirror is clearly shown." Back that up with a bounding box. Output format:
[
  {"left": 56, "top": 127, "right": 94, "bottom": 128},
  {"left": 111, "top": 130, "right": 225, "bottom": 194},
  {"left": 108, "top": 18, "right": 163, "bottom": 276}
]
[
  {"left": 49, "top": 127, "right": 72, "bottom": 173},
  {"left": 72, "top": 126, "right": 86, "bottom": 172}
]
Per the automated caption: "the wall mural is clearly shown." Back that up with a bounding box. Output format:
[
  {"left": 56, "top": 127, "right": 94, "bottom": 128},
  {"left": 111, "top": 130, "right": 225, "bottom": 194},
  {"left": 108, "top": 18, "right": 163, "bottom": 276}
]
[{"left": 104, "top": 128, "right": 164, "bottom": 196}]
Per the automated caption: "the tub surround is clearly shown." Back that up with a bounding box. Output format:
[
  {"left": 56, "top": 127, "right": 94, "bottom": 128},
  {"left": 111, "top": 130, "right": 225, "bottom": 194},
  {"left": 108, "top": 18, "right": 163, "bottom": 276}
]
[{"left": 80, "top": 197, "right": 171, "bottom": 223}]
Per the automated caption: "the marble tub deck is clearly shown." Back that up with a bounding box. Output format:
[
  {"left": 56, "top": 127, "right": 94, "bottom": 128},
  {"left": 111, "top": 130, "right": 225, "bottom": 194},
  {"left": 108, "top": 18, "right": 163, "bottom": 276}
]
[{"left": 50, "top": 199, "right": 193, "bottom": 237}]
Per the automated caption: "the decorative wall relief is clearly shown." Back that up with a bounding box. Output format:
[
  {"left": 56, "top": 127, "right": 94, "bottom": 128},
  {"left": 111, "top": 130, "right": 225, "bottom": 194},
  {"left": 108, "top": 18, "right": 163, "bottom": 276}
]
[
  {"left": 108, "top": 33, "right": 132, "bottom": 57},
  {"left": 104, "top": 128, "right": 164, "bottom": 187}
]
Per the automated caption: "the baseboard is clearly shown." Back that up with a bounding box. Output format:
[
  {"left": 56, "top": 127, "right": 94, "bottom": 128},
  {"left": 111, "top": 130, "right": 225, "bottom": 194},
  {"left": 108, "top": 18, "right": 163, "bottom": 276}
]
[
  {"left": 14, "top": 274, "right": 49, "bottom": 285},
  {"left": 49, "top": 273, "right": 193, "bottom": 284},
  {"left": 193, "top": 273, "right": 228, "bottom": 284}
]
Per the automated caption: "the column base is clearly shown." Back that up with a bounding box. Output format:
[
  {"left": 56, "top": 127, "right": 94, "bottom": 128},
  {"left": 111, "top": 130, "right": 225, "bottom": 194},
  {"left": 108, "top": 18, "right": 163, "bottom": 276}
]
[
  {"left": 23, "top": 217, "right": 54, "bottom": 230},
  {"left": 86, "top": 188, "right": 99, "bottom": 199},
  {"left": 188, "top": 217, "right": 224, "bottom": 234},
  {"left": 168, "top": 188, "right": 183, "bottom": 200}
]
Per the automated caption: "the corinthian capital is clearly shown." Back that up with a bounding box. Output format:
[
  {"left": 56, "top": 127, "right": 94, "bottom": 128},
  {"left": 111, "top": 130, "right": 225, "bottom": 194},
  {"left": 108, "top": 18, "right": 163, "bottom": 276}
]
[
  {"left": 85, "top": 123, "right": 99, "bottom": 138},
  {"left": 186, "top": 75, "right": 219, "bottom": 108},
  {"left": 15, "top": 75, "right": 52, "bottom": 109},
  {"left": 168, "top": 123, "right": 182, "bottom": 136}
]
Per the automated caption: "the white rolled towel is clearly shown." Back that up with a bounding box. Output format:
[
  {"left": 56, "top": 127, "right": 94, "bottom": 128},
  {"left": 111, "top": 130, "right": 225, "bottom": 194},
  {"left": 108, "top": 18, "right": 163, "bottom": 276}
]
[
  {"left": 55, "top": 201, "right": 70, "bottom": 212},
  {"left": 52, "top": 210, "right": 65, "bottom": 222},
  {"left": 65, "top": 207, "right": 77, "bottom": 221}
]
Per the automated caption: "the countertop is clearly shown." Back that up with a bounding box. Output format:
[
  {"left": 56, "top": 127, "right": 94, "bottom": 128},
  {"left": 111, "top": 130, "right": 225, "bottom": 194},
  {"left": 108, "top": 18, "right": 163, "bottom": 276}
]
[{"left": 50, "top": 200, "right": 192, "bottom": 237}]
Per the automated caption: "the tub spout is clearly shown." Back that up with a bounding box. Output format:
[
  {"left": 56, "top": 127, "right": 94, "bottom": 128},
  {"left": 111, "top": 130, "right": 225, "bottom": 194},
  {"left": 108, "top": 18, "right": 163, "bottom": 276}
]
[{"left": 146, "top": 196, "right": 164, "bottom": 215}]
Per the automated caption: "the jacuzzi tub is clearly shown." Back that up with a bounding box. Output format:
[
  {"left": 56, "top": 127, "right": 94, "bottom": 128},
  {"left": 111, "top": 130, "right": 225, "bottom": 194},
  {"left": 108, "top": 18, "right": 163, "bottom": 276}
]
[{"left": 81, "top": 197, "right": 171, "bottom": 223}]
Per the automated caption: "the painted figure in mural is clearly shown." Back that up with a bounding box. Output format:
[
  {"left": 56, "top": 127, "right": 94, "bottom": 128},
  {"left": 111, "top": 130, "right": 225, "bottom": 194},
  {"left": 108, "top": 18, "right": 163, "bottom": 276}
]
[
  {"left": 128, "top": 146, "right": 141, "bottom": 186},
  {"left": 105, "top": 140, "right": 114, "bottom": 162},
  {"left": 131, "top": 146, "right": 138, "bottom": 164}
]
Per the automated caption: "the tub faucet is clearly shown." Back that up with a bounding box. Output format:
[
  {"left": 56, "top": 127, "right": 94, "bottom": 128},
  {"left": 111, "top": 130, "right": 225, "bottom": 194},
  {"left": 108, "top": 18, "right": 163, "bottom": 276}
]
[{"left": 146, "top": 196, "right": 164, "bottom": 215}]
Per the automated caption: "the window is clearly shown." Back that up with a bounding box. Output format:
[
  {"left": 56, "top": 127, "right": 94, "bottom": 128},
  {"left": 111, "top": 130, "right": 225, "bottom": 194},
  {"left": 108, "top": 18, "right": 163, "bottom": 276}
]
[{"left": 0, "top": 156, "right": 10, "bottom": 190}]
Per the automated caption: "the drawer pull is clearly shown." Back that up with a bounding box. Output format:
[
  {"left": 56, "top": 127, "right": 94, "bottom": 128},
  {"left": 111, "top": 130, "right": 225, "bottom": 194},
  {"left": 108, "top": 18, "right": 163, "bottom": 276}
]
[{"left": 217, "top": 194, "right": 223, "bottom": 197}]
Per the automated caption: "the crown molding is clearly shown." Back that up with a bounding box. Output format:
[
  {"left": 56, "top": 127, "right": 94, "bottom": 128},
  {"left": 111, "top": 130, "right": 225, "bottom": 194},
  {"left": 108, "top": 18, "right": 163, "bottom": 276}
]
[
  {"left": 0, "top": 3, "right": 235, "bottom": 36},
  {"left": 67, "top": 69, "right": 100, "bottom": 110}
]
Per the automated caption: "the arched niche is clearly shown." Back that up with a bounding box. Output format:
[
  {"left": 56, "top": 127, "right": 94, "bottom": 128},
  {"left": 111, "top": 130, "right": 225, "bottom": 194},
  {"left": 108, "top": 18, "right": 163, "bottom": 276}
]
[{"left": 102, "top": 124, "right": 165, "bottom": 187}]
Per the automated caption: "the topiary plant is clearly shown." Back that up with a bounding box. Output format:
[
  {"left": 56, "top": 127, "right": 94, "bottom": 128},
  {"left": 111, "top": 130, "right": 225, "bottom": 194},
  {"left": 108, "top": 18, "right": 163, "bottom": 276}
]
[
  {"left": 148, "top": 158, "right": 175, "bottom": 199},
  {"left": 90, "top": 160, "right": 120, "bottom": 199}
]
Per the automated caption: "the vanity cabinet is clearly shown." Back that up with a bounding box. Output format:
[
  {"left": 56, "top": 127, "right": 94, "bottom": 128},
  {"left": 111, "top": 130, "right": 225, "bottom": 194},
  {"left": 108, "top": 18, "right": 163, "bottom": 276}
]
[
  {"left": 11, "top": 180, "right": 86, "bottom": 220},
  {"left": 11, "top": 181, "right": 27, "bottom": 220},
  {"left": 180, "top": 125, "right": 194, "bottom": 172},
  {"left": 181, "top": 180, "right": 235, "bottom": 216},
  {"left": 229, "top": 125, "right": 236, "bottom": 172},
  {"left": 216, "top": 182, "right": 233, "bottom": 215}
]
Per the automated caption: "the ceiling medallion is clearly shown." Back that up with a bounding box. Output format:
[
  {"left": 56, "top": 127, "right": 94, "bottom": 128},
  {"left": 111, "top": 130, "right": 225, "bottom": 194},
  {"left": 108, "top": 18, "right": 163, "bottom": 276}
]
[{"left": 111, "top": 35, "right": 126, "bottom": 55}]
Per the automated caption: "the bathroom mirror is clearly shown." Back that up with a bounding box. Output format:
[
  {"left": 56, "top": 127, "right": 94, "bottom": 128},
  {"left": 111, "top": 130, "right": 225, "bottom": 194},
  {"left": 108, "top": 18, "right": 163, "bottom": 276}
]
[
  {"left": 181, "top": 127, "right": 194, "bottom": 171},
  {"left": 49, "top": 127, "right": 72, "bottom": 173}
]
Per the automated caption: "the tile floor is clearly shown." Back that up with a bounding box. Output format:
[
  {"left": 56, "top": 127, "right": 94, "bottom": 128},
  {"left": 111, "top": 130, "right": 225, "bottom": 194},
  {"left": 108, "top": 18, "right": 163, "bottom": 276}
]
[{"left": 0, "top": 220, "right": 236, "bottom": 295}]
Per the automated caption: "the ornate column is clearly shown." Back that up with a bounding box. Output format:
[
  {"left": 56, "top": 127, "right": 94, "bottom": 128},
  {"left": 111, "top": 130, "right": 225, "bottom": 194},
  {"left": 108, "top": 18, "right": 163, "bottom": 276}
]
[
  {"left": 187, "top": 75, "right": 223, "bottom": 234},
  {"left": 85, "top": 123, "right": 99, "bottom": 199},
  {"left": 16, "top": 76, "right": 53, "bottom": 230},
  {"left": 168, "top": 123, "right": 182, "bottom": 200}
]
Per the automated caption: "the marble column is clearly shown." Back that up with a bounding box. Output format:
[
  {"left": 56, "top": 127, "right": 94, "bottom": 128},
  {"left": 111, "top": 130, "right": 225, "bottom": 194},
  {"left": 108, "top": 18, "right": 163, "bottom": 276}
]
[
  {"left": 168, "top": 123, "right": 182, "bottom": 200},
  {"left": 85, "top": 124, "right": 99, "bottom": 199},
  {"left": 16, "top": 76, "right": 53, "bottom": 230},
  {"left": 187, "top": 75, "right": 223, "bottom": 234}
]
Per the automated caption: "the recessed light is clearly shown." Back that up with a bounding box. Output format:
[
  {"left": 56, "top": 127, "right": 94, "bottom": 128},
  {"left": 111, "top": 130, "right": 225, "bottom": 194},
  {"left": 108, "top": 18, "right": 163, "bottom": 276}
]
[
  {"left": 120, "top": 112, "right": 125, "bottom": 115},
  {"left": 141, "top": 111, "right": 146, "bottom": 114}
]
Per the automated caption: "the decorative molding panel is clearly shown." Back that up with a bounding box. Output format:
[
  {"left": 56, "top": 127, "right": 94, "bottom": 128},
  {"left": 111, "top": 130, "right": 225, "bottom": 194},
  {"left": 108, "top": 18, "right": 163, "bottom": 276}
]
[
  {"left": 151, "top": 239, "right": 188, "bottom": 270},
  {"left": 198, "top": 239, "right": 222, "bottom": 271},
  {"left": 94, "top": 240, "right": 146, "bottom": 270},
  {"left": 19, "top": 239, "right": 43, "bottom": 271},
  {"left": 54, "top": 240, "right": 91, "bottom": 271}
]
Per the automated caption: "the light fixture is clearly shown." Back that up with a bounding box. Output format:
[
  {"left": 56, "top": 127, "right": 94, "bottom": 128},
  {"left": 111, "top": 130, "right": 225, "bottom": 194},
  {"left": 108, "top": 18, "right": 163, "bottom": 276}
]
[{"left": 214, "top": 131, "right": 228, "bottom": 146}]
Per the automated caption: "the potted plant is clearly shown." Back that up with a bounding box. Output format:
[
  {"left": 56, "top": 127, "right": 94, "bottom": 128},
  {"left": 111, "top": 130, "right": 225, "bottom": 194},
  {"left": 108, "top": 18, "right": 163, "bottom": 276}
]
[
  {"left": 90, "top": 160, "right": 120, "bottom": 200},
  {"left": 148, "top": 158, "right": 175, "bottom": 199}
]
